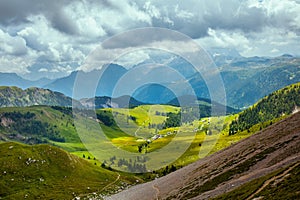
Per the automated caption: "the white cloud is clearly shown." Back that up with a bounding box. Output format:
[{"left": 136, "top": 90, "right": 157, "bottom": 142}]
[
  {"left": 114, "top": 50, "right": 150, "bottom": 68},
  {"left": 0, "top": 56, "right": 31, "bottom": 74},
  {"left": 38, "top": 68, "right": 48, "bottom": 72},
  {"left": 1, "top": 0, "right": 300, "bottom": 77},
  {"left": 144, "top": 1, "right": 161, "bottom": 19},
  {"left": 0, "top": 29, "right": 27, "bottom": 55},
  {"left": 198, "top": 25, "right": 300, "bottom": 57},
  {"left": 197, "top": 28, "right": 252, "bottom": 55},
  {"left": 174, "top": 5, "right": 194, "bottom": 21}
]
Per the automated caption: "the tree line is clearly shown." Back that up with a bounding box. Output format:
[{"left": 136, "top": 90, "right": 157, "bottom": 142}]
[{"left": 229, "top": 83, "right": 300, "bottom": 135}]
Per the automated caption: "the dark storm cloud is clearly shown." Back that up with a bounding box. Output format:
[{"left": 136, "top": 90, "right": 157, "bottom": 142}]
[
  {"left": 138, "top": 1, "right": 269, "bottom": 39},
  {"left": 202, "top": 4, "right": 267, "bottom": 33},
  {"left": 47, "top": 9, "right": 78, "bottom": 35},
  {"left": 0, "top": 0, "right": 78, "bottom": 35}
]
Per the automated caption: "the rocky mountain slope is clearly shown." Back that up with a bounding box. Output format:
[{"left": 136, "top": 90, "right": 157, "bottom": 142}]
[
  {"left": 80, "top": 95, "right": 144, "bottom": 109},
  {"left": 0, "top": 86, "right": 81, "bottom": 107}
]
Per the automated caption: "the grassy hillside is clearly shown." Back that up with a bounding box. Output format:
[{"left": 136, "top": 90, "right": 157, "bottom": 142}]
[
  {"left": 0, "top": 106, "right": 81, "bottom": 145},
  {"left": 0, "top": 104, "right": 245, "bottom": 174},
  {"left": 229, "top": 82, "right": 300, "bottom": 135},
  {"left": 0, "top": 142, "right": 137, "bottom": 199}
]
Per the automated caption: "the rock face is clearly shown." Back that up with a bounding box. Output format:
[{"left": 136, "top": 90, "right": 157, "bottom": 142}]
[
  {"left": 0, "top": 86, "right": 81, "bottom": 107},
  {"left": 108, "top": 111, "right": 300, "bottom": 200}
]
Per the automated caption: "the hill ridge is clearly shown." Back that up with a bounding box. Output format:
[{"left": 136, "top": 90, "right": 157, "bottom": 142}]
[
  {"left": 229, "top": 82, "right": 300, "bottom": 135},
  {"left": 0, "top": 141, "right": 124, "bottom": 199},
  {"left": 0, "top": 86, "right": 82, "bottom": 108}
]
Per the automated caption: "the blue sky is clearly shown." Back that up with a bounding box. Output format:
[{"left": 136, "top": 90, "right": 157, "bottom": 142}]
[{"left": 0, "top": 0, "right": 300, "bottom": 79}]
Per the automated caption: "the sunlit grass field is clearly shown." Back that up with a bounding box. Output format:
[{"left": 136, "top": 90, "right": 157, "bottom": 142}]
[{"left": 0, "top": 105, "right": 259, "bottom": 173}]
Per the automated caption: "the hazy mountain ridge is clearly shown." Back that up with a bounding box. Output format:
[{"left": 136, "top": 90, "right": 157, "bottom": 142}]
[
  {"left": 1, "top": 53, "right": 299, "bottom": 108},
  {"left": 0, "top": 72, "right": 53, "bottom": 89},
  {"left": 190, "top": 55, "right": 300, "bottom": 108},
  {"left": 44, "top": 64, "right": 127, "bottom": 99}
]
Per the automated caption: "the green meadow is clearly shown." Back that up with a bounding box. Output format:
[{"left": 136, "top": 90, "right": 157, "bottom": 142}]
[
  {"left": 0, "top": 104, "right": 262, "bottom": 174},
  {"left": 0, "top": 105, "right": 251, "bottom": 173},
  {"left": 0, "top": 101, "right": 291, "bottom": 199}
]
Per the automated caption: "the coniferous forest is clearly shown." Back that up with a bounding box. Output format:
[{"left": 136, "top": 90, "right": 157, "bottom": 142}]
[{"left": 229, "top": 83, "right": 300, "bottom": 135}]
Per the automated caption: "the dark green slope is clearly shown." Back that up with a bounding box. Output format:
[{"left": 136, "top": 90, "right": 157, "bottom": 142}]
[
  {"left": 0, "top": 142, "right": 127, "bottom": 199},
  {"left": 0, "top": 106, "right": 81, "bottom": 145},
  {"left": 229, "top": 82, "right": 300, "bottom": 135}
]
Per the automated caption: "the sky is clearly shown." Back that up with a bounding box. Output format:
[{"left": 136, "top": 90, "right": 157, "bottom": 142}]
[{"left": 0, "top": 0, "right": 300, "bottom": 80}]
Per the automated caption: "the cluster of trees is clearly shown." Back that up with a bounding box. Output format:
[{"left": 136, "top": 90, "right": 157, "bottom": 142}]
[
  {"left": 229, "top": 83, "right": 300, "bottom": 135},
  {"left": 128, "top": 115, "right": 137, "bottom": 122},
  {"left": 164, "top": 112, "right": 181, "bottom": 128},
  {"left": 161, "top": 165, "right": 177, "bottom": 176},
  {"left": 148, "top": 123, "right": 164, "bottom": 130},
  {"left": 117, "top": 158, "right": 147, "bottom": 172},
  {"left": 3, "top": 111, "right": 35, "bottom": 120},
  {"left": 138, "top": 141, "right": 151, "bottom": 153},
  {"left": 155, "top": 111, "right": 166, "bottom": 116},
  {"left": 163, "top": 106, "right": 208, "bottom": 129},
  {"left": 99, "top": 155, "right": 148, "bottom": 173},
  {"left": 51, "top": 106, "right": 72, "bottom": 116},
  {"left": 96, "top": 110, "right": 116, "bottom": 126},
  {"left": 182, "top": 106, "right": 208, "bottom": 122},
  {"left": 1, "top": 111, "right": 65, "bottom": 143}
]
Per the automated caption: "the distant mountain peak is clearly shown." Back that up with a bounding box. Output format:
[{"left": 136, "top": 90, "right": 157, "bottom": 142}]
[{"left": 280, "top": 54, "right": 294, "bottom": 58}]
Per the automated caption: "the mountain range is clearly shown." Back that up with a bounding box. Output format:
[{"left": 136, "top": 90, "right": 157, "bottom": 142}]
[
  {"left": 1, "top": 52, "right": 300, "bottom": 109},
  {"left": 0, "top": 72, "right": 52, "bottom": 89}
]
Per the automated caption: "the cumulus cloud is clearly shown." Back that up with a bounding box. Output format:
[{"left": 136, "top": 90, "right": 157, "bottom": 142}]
[
  {"left": 0, "top": 0, "right": 78, "bottom": 35},
  {"left": 196, "top": 28, "right": 252, "bottom": 55},
  {"left": 0, "top": 29, "right": 27, "bottom": 55},
  {"left": 0, "top": 0, "right": 300, "bottom": 77}
]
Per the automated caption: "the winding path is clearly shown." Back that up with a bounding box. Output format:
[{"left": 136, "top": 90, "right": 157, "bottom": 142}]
[
  {"left": 74, "top": 173, "right": 120, "bottom": 199},
  {"left": 152, "top": 183, "right": 160, "bottom": 200},
  {"left": 100, "top": 173, "right": 121, "bottom": 192},
  {"left": 246, "top": 163, "right": 299, "bottom": 200}
]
